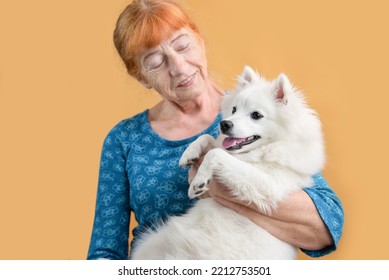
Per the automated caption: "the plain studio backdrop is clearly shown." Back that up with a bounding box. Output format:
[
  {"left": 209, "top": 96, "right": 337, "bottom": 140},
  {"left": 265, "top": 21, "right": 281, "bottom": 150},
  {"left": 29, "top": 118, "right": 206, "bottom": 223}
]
[{"left": 1, "top": 0, "right": 388, "bottom": 259}]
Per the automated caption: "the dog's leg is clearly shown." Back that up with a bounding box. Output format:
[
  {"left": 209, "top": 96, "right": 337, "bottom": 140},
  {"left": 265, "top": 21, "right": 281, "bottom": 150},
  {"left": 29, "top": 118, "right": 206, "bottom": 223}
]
[
  {"left": 179, "top": 134, "right": 216, "bottom": 167},
  {"left": 187, "top": 147, "right": 224, "bottom": 198},
  {"left": 189, "top": 148, "right": 295, "bottom": 213}
]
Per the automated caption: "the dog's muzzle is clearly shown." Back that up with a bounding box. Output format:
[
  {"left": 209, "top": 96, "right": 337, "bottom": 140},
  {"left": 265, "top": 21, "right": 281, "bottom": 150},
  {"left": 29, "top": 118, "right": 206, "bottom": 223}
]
[{"left": 219, "top": 120, "right": 261, "bottom": 151}]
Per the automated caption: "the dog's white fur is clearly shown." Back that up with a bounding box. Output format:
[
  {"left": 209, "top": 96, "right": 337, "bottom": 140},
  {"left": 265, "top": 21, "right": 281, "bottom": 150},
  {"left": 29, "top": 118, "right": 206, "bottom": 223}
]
[{"left": 130, "top": 66, "right": 325, "bottom": 259}]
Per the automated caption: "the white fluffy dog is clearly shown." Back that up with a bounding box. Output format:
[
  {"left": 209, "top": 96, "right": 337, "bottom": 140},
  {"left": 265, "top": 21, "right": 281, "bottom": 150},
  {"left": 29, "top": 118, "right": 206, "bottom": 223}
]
[{"left": 131, "top": 66, "right": 325, "bottom": 259}]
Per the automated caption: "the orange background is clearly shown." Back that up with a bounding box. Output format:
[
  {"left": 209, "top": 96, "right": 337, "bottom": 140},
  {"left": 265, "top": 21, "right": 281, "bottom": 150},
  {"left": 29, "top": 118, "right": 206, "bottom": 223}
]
[{"left": 1, "top": 0, "right": 388, "bottom": 260}]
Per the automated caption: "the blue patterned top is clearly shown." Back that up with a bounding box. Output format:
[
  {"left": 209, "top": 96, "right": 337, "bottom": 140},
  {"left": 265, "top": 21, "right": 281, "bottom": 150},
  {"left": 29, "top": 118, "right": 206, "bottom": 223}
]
[{"left": 87, "top": 110, "right": 344, "bottom": 259}]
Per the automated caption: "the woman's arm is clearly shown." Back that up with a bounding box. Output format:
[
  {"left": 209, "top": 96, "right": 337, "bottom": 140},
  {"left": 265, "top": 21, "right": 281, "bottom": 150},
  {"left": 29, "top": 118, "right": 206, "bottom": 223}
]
[
  {"left": 190, "top": 163, "right": 344, "bottom": 257},
  {"left": 210, "top": 185, "right": 332, "bottom": 250},
  {"left": 87, "top": 122, "right": 131, "bottom": 260}
]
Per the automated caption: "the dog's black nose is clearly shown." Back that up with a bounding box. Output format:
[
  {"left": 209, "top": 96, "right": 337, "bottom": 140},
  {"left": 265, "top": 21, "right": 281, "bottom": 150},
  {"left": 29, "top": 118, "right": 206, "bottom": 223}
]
[{"left": 220, "top": 120, "right": 233, "bottom": 134}]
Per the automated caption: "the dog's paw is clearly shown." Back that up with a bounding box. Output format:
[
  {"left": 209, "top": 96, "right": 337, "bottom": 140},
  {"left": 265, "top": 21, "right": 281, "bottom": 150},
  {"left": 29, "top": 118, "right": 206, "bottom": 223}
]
[
  {"left": 179, "top": 135, "right": 215, "bottom": 167},
  {"left": 187, "top": 153, "right": 215, "bottom": 198},
  {"left": 178, "top": 135, "right": 212, "bottom": 167},
  {"left": 179, "top": 147, "right": 201, "bottom": 167},
  {"left": 188, "top": 177, "right": 211, "bottom": 199}
]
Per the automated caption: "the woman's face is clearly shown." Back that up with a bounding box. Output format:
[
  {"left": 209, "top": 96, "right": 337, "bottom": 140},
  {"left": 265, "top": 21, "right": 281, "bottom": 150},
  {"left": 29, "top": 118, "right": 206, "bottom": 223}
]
[{"left": 138, "top": 28, "right": 208, "bottom": 103}]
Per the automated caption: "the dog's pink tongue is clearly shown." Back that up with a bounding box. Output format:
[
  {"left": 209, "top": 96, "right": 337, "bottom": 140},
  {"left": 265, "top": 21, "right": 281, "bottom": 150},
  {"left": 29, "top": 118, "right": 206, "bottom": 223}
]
[{"left": 222, "top": 137, "right": 246, "bottom": 149}]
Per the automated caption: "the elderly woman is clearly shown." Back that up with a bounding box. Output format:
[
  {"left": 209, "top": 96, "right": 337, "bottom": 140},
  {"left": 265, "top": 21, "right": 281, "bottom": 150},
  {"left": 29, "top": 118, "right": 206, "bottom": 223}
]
[{"left": 87, "top": 0, "right": 344, "bottom": 260}]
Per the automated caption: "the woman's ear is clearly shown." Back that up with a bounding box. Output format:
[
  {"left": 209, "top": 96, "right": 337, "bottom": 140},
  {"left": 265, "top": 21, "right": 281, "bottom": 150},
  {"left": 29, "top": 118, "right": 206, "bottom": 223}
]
[
  {"left": 138, "top": 74, "right": 152, "bottom": 89},
  {"left": 140, "top": 79, "right": 152, "bottom": 89}
]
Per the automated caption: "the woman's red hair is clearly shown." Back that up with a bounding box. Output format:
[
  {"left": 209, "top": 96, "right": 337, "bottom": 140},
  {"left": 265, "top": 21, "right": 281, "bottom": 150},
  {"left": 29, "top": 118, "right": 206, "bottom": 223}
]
[{"left": 114, "top": 0, "right": 200, "bottom": 80}]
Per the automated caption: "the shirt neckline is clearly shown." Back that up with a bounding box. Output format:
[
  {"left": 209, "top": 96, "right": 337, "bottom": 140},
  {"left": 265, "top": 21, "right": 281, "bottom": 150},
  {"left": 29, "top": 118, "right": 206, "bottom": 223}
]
[{"left": 141, "top": 109, "right": 222, "bottom": 147}]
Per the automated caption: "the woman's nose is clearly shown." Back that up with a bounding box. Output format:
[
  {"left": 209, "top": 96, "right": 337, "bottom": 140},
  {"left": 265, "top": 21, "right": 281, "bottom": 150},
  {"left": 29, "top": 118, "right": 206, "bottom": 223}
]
[{"left": 168, "top": 53, "right": 187, "bottom": 77}]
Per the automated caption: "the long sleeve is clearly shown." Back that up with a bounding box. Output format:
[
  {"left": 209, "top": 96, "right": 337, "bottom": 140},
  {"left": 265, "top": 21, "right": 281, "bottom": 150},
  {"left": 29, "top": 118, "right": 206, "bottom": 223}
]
[
  {"left": 302, "top": 173, "right": 344, "bottom": 257},
  {"left": 87, "top": 123, "right": 131, "bottom": 260}
]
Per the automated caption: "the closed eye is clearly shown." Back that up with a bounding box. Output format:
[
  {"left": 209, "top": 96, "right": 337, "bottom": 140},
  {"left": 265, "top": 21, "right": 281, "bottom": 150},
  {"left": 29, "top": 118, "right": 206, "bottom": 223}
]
[
  {"left": 175, "top": 42, "right": 190, "bottom": 52},
  {"left": 144, "top": 53, "right": 165, "bottom": 70},
  {"left": 173, "top": 35, "right": 191, "bottom": 52},
  {"left": 232, "top": 106, "right": 237, "bottom": 114}
]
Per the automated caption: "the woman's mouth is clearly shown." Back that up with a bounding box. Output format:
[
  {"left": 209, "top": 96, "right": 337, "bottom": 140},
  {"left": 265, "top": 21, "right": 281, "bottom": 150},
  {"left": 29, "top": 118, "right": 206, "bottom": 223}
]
[{"left": 177, "top": 72, "right": 196, "bottom": 88}]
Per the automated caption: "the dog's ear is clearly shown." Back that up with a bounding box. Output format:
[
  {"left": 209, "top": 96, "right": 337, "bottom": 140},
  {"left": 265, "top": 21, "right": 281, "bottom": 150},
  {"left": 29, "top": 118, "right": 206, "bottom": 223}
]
[
  {"left": 273, "top": 73, "right": 291, "bottom": 104},
  {"left": 237, "top": 65, "right": 259, "bottom": 89}
]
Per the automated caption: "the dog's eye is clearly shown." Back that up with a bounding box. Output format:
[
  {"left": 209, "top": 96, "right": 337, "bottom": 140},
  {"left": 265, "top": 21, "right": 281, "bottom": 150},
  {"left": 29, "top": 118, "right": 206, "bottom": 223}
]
[
  {"left": 232, "top": 106, "right": 237, "bottom": 114},
  {"left": 251, "top": 111, "right": 263, "bottom": 120}
]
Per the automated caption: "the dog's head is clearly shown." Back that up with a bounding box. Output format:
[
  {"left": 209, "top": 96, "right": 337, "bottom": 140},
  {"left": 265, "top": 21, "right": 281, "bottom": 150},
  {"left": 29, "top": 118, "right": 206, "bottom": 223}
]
[{"left": 219, "top": 65, "right": 300, "bottom": 153}]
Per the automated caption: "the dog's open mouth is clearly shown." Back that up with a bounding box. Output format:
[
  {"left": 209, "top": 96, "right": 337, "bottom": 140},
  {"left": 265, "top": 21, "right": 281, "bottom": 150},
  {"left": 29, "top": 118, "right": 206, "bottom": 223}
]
[{"left": 222, "top": 135, "right": 261, "bottom": 151}]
